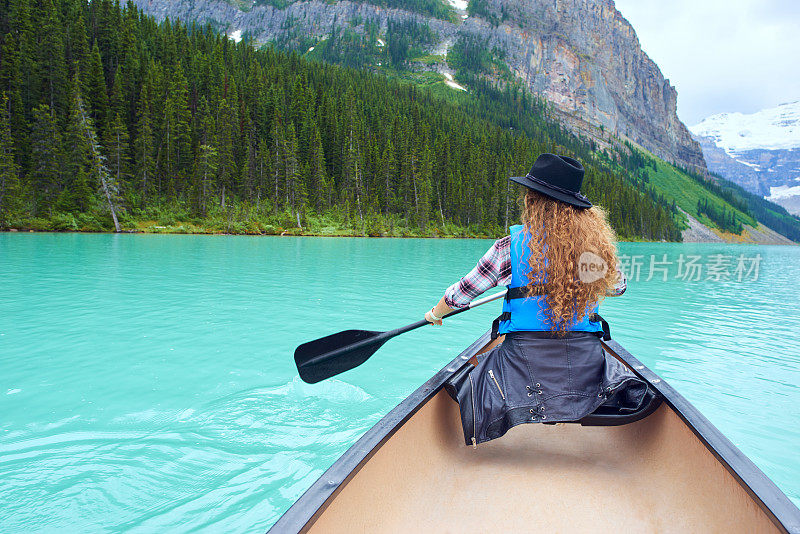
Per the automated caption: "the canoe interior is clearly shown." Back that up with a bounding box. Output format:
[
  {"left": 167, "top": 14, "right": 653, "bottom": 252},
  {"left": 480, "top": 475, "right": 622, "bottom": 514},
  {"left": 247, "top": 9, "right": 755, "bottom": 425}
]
[
  {"left": 291, "top": 336, "right": 789, "bottom": 533},
  {"left": 303, "top": 389, "right": 779, "bottom": 533}
]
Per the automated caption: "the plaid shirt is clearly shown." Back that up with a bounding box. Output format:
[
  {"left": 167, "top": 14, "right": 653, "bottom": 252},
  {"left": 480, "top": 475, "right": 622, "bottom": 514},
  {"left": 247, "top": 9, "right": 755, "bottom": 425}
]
[{"left": 444, "top": 236, "right": 627, "bottom": 309}]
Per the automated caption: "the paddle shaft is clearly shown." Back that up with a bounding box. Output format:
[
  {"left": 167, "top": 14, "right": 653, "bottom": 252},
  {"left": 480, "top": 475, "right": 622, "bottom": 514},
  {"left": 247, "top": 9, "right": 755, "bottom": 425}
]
[
  {"left": 390, "top": 289, "right": 508, "bottom": 335},
  {"left": 303, "top": 290, "right": 508, "bottom": 368}
]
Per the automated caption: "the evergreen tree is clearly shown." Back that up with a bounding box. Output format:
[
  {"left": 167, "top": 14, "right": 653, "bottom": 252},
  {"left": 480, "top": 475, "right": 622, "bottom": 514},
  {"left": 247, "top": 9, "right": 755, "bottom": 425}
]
[
  {"left": 133, "top": 81, "right": 155, "bottom": 202},
  {"left": 283, "top": 121, "right": 301, "bottom": 219},
  {"left": 215, "top": 97, "right": 237, "bottom": 208},
  {"left": 162, "top": 65, "right": 191, "bottom": 196},
  {"left": 9, "top": 0, "right": 37, "bottom": 112},
  {"left": 66, "top": 13, "right": 90, "bottom": 79},
  {"left": 29, "top": 104, "right": 62, "bottom": 215},
  {"left": 85, "top": 41, "right": 109, "bottom": 136},
  {"left": 254, "top": 138, "right": 271, "bottom": 210},
  {"left": 196, "top": 143, "right": 217, "bottom": 215},
  {"left": 341, "top": 89, "right": 364, "bottom": 225},
  {"left": 381, "top": 140, "right": 396, "bottom": 216},
  {"left": 37, "top": 0, "right": 67, "bottom": 115},
  {"left": 0, "top": 94, "right": 19, "bottom": 217},
  {"left": 0, "top": 33, "right": 27, "bottom": 168},
  {"left": 61, "top": 78, "right": 95, "bottom": 213},
  {"left": 241, "top": 117, "right": 257, "bottom": 199},
  {"left": 308, "top": 124, "right": 328, "bottom": 212},
  {"left": 118, "top": 13, "right": 139, "bottom": 123},
  {"left": 105, "top": 112, "right": 130, "bottom": 194},
  {"left": 194, "top": 96, "right": 217, "bottom": 213},
  {"left": 415, "top": 145, "right": 433, "bottom": 229},
  {"left": 270, "top": 111, "right": 284, "bottom": 212},
  {"left": 108, "top": 66, "right": 125, "bottom": 121}
]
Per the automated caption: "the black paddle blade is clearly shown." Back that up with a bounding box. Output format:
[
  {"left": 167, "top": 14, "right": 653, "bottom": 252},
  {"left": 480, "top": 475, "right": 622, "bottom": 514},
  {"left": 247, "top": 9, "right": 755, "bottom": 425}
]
[{"left": 294, "top": 329, "right": 388, "bottom": 384}]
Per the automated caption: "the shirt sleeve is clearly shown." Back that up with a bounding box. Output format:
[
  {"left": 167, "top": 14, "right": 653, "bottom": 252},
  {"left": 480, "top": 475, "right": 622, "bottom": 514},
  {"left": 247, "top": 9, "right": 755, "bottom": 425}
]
[
  {"left": 444, "top": 237, "right": 511, "bottom": 309},
  {"left": 607, "top": 266, "right": 627, "bottom": 296}
]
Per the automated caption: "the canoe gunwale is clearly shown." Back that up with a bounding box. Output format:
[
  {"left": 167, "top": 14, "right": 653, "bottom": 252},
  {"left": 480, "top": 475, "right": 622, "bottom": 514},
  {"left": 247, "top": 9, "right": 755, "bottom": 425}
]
[{"left": 268, "top": 333, "right": 800, "bottom": 534}]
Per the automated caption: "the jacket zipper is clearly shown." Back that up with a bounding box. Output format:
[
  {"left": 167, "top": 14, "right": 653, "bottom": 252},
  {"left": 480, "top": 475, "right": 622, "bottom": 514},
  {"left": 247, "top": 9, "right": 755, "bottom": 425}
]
[
  {"left": 488, "top": 369, "right": 505, "bottom": 400},
  {"left": 469, "top": 373, "right": 477, "bottom": 449}
]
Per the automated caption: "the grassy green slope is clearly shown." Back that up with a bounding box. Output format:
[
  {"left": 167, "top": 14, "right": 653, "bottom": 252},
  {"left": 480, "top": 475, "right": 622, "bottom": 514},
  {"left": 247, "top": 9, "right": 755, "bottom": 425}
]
[
  {"left": 611, "top": 145, "right": 800, "bottom": 241},
  {"left": 641, "top": 156, "right": 756, "bottom": 229}
]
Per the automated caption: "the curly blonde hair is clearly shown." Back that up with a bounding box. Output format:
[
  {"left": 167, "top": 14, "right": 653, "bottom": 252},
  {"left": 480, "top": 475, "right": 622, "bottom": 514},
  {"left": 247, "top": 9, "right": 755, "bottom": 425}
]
[{"left": 521, "top": 189, "right": 619, "bottom": 333}]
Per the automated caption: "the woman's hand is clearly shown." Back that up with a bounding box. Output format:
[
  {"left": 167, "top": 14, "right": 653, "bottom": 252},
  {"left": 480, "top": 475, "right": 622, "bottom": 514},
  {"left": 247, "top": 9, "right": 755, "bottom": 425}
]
[
  {"left": 426, "top": 297, "right": 455, "bottom": 326},
  {"left": 425, "top": 308, "right": 443, "bottom": 326}
]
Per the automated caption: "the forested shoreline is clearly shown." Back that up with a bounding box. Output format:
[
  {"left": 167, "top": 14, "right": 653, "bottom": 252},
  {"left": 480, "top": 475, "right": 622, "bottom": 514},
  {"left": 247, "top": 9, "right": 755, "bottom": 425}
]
[{"left": 0, "top": 0, "right": 685, "bottom": 240}]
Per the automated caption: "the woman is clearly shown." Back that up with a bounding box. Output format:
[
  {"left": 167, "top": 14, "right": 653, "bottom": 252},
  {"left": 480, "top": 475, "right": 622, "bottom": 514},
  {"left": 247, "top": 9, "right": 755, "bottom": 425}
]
[{"left": 428, "top": 153, "right": 646, "bottom": 447}]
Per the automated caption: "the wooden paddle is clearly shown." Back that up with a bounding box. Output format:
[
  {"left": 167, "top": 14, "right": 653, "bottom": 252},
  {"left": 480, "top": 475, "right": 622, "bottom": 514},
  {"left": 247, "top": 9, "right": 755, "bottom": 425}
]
[{"left": 295, "top": 290, "right": 508, "bottom": 383}]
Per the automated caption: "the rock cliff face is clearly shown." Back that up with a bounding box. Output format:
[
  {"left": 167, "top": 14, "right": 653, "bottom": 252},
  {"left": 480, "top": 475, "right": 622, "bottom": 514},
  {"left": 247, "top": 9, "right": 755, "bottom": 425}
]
[
  {"left": 691, "top": 135, "right": 763, "bottom": 194},
  {"left": 132, "top": 0, "right": 706, "bottom": 172}
]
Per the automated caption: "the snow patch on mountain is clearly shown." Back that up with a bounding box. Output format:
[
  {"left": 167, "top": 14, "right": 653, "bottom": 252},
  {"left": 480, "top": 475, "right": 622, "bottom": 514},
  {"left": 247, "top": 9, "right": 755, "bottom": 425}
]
[
  {"left": 689, "top": 101, "right": 800, "bottom": 154},
  {"left": 443, "top": 72, "right": 467, "bottom": 91},
  {"left": 446, "top": 0, "right": 468, "bottom": 13},
  {"left": 739, "top": 160, "right": 761, "bottom": 170},
  {"left": 768, "top": 184, "right": 800, "bottom": 200},
  {"left": 444, "top": 0, "right": 468, "bottom": 20}
]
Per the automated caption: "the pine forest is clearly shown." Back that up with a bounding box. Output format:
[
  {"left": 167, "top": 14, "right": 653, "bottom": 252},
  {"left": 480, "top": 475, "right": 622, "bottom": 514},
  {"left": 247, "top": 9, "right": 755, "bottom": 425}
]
[{"left": 0, "top": 0, "right": 688, "bottom": 240}]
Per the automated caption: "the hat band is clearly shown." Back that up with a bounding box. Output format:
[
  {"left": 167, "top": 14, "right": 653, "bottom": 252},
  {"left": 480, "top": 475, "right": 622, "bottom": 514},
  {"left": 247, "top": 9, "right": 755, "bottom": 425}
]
[{"left": 525, "top": 174, "right": 589, "bottom": 203}]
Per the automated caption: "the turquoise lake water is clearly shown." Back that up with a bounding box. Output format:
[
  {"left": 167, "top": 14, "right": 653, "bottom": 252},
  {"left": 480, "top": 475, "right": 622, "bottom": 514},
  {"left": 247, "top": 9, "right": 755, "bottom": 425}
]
[{"left": 1, "top": 233, "right": 798, "bottom": 532}]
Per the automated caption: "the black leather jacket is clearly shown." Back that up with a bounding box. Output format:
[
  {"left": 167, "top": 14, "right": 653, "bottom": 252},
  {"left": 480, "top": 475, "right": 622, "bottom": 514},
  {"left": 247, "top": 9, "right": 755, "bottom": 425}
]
[{"left": 445, "top": 331, "right": 648, "bottom": 446}]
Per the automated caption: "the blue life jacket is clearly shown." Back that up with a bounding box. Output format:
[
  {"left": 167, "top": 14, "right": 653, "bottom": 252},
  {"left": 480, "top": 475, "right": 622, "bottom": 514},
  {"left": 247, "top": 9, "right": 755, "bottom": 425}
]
[{"left": 496, "top": 225, "right": 605, "bottom": 336}]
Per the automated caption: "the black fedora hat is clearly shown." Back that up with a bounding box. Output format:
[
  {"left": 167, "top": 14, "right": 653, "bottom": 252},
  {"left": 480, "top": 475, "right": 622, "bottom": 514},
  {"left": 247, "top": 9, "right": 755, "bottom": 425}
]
[{"left": 510, "top": 153, "right": 592, "bottom": 208}]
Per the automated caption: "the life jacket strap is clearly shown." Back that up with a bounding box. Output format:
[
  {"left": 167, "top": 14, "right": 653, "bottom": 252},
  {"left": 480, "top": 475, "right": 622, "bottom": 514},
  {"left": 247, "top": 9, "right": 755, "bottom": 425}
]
[
  {"left": 491, "top": 284, "right": 545, "bottom": 339},
  {"left": 505, "top": 285, "right": 549, "bottom": 300},
  {"left": 589, "top": 313, "right": 612, "bottom": 341},
  {"left": 491, "top": 312, "right": 512, "bottom": 339},
  {"left": 491, "top": 312, "right": 611, "bottom": 341}
]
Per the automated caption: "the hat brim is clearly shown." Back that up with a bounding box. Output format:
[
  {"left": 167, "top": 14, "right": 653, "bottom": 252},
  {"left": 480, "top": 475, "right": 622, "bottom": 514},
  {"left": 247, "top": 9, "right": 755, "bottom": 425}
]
[{"left": 509, "top": 175, "right": 593, "bottom": 209}]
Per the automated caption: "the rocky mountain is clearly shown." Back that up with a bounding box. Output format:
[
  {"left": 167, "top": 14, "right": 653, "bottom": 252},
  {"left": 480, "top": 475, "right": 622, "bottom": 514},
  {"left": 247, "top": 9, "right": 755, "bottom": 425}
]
[
  {"left": 690, "top": 101, "right": 800, "bottom": 215},
  {"left": 131, "top": 0, "right": 706, "bottom": 173}
]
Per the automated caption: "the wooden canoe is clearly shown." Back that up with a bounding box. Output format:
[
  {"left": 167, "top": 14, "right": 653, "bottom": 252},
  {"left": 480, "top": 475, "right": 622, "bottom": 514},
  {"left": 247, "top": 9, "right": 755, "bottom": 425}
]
[{"left": 270, "top": 331, "right": 800, "bottom": 533}]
